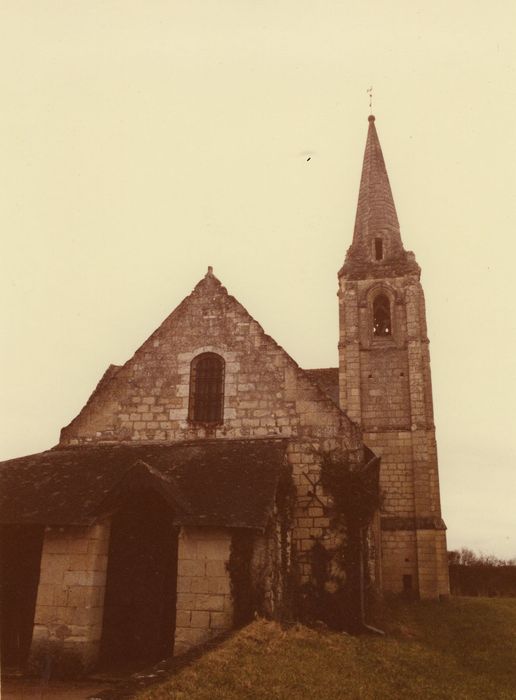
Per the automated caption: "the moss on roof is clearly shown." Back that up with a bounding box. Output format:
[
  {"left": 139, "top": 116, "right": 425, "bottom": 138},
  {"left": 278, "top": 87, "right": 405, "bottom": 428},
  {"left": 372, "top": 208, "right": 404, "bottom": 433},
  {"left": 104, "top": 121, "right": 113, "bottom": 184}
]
[{"left": 0, "top": 439, "right": 290, "bottom": 530}]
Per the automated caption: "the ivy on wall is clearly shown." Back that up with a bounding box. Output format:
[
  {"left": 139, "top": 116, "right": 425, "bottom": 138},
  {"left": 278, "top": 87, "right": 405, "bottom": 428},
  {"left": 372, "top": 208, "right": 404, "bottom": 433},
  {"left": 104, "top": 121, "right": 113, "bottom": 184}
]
[
  {"left": 227, "top": 454, "right": 381, "bottom": 633},
  {"left": 298, "top": 449, "right": 381, "bottom": 632},
  {"left": 228, "top": 467, "right": 296, "bottom": 626}
]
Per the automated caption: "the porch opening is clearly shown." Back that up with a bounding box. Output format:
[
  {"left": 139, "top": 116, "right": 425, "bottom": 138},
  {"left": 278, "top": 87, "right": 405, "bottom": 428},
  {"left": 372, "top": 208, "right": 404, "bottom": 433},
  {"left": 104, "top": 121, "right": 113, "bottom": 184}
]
[
  {"left": 99, "top": 490, "right": 178, "bottom": 670},
  {"left": 0, "top": 524, "right": 44, "bottom": 670}
]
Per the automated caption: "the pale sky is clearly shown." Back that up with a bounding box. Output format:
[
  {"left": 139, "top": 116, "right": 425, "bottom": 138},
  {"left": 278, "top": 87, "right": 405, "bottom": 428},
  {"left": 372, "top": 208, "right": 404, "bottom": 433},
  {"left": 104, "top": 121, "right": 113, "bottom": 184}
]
[{"left": 1, "top": 1, "right": 515, "bottom": 558}]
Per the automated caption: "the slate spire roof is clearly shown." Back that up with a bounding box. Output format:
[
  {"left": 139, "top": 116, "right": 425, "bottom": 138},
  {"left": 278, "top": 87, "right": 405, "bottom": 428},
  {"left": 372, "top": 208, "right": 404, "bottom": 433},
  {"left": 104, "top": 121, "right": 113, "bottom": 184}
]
[
  {"left": 340, "top": 115, "right": 420, "bottom": 280},
  {"left": 352, "top": 115, "right": 400, "bottom": 245}
]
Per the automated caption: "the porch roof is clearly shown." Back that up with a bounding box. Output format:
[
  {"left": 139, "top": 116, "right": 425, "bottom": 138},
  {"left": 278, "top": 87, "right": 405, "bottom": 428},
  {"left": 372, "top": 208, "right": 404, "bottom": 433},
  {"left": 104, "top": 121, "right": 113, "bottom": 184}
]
[{"left": 0, "top": 438, "right": 290, "bottom": 531}]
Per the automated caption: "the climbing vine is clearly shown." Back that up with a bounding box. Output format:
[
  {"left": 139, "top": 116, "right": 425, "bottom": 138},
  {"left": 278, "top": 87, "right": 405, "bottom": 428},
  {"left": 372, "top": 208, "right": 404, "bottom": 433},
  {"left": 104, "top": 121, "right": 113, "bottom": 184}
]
[
  {"left": 320, "top": 449, "right": 381, "bottom": 529},
  {"left": 302, "top": 448, "right": 382, "bottom": 632},
  {"left": 228, "top": 467, "right": 296, "bottom": 626}
]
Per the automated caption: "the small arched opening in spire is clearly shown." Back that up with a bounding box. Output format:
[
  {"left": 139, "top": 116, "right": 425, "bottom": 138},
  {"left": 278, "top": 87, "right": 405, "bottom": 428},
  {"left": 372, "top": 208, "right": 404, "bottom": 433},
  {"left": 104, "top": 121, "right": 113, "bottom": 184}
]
[
  {"left": 188, "top": 353, "right": 225, "bottom": 424},
  {"left": 373, "top": 294, "right": 392, "bottom": 337}
]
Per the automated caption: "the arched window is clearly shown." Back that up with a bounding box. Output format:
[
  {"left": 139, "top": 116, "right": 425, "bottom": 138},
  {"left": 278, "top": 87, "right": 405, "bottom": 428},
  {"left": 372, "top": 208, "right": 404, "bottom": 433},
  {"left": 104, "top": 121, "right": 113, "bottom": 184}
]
[
  {"left": 373, "top": 294, "right": 392, "bottom": 337},
  {"left": 188, "top": 353, "right": 225, "bottom": 423}
]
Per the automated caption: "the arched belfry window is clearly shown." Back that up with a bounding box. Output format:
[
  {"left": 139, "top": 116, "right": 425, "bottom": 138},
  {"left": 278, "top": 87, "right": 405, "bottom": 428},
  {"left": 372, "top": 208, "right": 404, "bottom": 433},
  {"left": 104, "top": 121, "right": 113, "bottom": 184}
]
[
  {"left": 373, "top": 294, "right": 392, "bottom": 337},
  {"left": 188, "top": 353, "right": 225, "bottom": 423}
]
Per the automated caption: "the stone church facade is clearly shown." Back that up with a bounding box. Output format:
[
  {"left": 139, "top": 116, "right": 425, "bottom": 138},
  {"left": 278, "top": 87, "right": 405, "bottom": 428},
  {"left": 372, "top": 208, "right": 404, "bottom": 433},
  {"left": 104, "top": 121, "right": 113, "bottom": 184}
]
[{"left": 0, "top": 116, "right": 449, "bottom": 674}]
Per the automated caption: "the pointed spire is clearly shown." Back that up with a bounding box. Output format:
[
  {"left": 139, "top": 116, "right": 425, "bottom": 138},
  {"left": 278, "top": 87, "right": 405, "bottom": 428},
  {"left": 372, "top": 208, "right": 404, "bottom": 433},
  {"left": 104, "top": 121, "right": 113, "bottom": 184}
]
[
  {"left": 353, "top": 115, "right": 400, "bottom": 244},
  {"left": 340, "top": 116, "right": 418, "bottom": 280}
]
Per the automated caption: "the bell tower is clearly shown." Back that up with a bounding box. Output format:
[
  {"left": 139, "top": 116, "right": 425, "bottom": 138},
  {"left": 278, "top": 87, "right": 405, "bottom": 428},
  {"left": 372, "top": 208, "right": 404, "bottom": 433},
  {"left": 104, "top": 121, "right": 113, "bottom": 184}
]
[{"left": 338, "top": 115, "right": 449, "bottom": 598}]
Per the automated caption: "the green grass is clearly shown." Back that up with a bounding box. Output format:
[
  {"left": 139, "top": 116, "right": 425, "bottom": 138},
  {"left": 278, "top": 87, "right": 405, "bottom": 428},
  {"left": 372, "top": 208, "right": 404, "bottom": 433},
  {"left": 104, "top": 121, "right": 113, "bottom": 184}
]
[{"left": 138, "top": 598, "right": 516, "bottom": 700}]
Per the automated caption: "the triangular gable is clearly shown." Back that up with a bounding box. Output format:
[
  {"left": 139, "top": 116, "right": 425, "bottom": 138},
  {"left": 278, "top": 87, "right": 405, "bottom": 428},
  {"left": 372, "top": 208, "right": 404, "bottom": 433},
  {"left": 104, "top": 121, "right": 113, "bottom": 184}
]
[
  {"left": 95, "top": 459, "right": 192, "bottom": 520},
  {"left": 60, "top": 269, "right": 360, "bottom": 446}
]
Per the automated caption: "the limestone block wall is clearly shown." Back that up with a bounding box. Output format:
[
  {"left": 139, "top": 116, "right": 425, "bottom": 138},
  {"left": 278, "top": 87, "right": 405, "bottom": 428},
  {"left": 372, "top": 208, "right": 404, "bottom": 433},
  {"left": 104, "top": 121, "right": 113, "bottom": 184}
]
[
  {"left": 380, "top": 530, "right": 418, "bottom": 593},
  {"left": 174, "top": 527, "right": 233, "bottom": 655},
  {"left": 338, "top": 271, "right": 449, "bottom": 598},
  {"left": 416, "top": 529, "right": 449, "bottom": 599},
  {"left": 359, "top": 349, "right": 411, "bottom": 430},
  {"left": 287, "top": 440, "right": 336, "bottom": 585},
  {"left": 364, "top": 430, "right": 415, "bottom": 517},
  {"left": 29, "top": 521, "right": 110, "bottom": 674},
  {"left": 379, "top": 527, "right": 449, "bottom": 599},
  {"left": 368, "top": 428, "right": 448, "bottom": 598}
]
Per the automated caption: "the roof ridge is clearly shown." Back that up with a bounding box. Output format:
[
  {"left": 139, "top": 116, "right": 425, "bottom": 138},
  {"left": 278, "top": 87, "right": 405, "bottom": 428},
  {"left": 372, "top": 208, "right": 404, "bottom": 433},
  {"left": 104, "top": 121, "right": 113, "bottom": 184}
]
[
  {"left": 304, "top": 366, "right": 338, "bottom": 372},
  {"left": 49, "top": 436, "right": 290, "bottom": 454}
]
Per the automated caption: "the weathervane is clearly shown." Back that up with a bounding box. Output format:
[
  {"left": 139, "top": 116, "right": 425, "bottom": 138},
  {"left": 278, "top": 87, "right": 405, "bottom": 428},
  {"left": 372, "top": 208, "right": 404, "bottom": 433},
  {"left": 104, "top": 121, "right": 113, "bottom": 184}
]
[{"left": 367, "top": 86, "right": 373, "bottom": 113}]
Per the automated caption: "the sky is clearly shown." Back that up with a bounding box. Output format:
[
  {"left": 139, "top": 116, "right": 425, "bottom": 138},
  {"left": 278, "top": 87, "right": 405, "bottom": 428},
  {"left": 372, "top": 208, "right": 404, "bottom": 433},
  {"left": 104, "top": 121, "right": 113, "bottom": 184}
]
[{"left": 1, "top": 1, "right": 515, "bottom": 559}]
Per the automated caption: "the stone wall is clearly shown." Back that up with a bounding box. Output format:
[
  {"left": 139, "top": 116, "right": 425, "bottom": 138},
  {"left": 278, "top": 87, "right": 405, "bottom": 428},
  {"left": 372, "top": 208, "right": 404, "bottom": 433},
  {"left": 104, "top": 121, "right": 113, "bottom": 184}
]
[
  {"left": 380, "top": 530, "right": 418, "bottom": 593},
  {"left": 60, "top": 272, "right": 358, "bottom": 450},
  {"left": 417, "top": 529, "right": 449, "bottom": 599},
  {"left": 174, "top": 527, "right": 233, "bottom": 655},
  {"left": 287, "top": 440, "right": 337, "bottom": 585},
  {"left": 29, "top": 521, "right": 110, "bottom": 674},
  {"left": 338, "top": 271, "right": 449, "bottom": 599}
]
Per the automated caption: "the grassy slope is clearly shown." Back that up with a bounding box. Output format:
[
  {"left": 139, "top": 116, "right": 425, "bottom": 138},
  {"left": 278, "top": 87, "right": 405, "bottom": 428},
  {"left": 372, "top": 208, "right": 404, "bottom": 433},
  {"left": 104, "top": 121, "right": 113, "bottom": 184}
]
[{"left": 138, "top": 598, "right": 516, "bottom": 700}]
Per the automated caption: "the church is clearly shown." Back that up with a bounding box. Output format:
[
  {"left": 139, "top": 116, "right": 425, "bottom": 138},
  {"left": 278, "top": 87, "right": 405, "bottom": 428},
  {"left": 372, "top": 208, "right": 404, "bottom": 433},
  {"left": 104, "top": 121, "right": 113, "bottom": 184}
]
[{"left": 0, "top": 115, "right": 449, "bottom": 675}]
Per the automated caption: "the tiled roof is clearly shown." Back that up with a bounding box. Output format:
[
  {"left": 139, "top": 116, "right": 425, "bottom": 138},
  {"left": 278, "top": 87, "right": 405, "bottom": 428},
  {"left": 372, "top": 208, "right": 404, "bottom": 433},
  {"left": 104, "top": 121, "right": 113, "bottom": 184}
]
[
  {"left": 303, "top": 368, "right": 339, "bottom": 406},
  {"left": 0, "top": 439, "right": 290, "bottom": 531}
]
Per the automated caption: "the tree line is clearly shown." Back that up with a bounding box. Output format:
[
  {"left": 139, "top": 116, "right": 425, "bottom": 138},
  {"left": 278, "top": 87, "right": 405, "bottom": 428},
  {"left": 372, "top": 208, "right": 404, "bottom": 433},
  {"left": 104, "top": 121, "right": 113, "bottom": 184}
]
[
  {"left": 448, "top": 548, "right": 516, "bottom": 567},
  {"left": 448, "top": 548, "right": 516, "bottom": 597}
]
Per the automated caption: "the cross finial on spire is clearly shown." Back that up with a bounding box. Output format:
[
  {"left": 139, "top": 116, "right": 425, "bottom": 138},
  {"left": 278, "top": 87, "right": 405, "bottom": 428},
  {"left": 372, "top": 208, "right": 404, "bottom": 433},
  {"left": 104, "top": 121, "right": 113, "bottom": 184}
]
[{"left": 367, "top": 86, "right": 373, "bottom": 114}]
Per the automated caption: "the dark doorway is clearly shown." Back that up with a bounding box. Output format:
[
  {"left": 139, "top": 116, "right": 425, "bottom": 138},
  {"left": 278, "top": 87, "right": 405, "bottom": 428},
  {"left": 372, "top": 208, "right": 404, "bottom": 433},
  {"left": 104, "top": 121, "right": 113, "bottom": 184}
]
[
  {"left": 0, "top": 524, "right": 44, "bottom": 669},
  {"left": 100, "top": 489, "right": 178, "bottom": 669}
]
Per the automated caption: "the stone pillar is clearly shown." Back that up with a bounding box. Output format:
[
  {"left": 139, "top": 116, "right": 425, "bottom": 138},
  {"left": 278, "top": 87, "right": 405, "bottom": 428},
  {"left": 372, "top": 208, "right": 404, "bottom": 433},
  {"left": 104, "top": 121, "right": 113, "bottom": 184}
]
[
  {"left": 174, "top": 527, "right": 233, "bottom": 655},
  {"left": 29, "top": 521, "right": 110, "bottom": 675}
]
